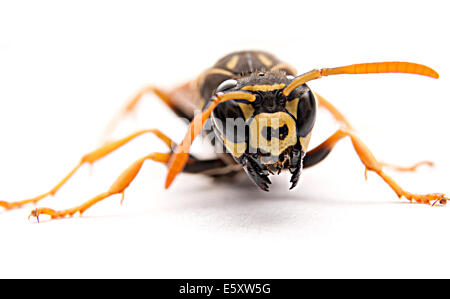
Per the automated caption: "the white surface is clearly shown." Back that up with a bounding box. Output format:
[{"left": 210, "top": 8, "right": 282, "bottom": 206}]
[{"left": 1, "top": 0, "right": 450, "bottom": 278}]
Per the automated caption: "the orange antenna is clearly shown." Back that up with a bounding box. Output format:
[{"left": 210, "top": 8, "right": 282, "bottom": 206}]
[
  {"left": 165, "top": 91, "right": 256, "bottom": 189},
  {"left": 283, "top": 61, "right": 439, "bottom": 96}
]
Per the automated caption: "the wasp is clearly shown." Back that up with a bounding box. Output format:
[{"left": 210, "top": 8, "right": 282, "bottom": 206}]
[{"left": 1, "top": 50, "right": 447, "bottom": 220}]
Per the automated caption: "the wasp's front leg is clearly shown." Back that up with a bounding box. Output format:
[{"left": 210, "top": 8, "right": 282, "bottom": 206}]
[
  {"left": 29, "top": 153, "right": 235, "bottom": 221},
  {"left": 29, "top": 152, "right": 170, "bottom": 221},
  {"left": 0, "top": 129, "right": 174, "bottom": 211}
]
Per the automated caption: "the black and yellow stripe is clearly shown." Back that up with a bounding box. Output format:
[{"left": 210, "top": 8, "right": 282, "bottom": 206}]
[{"left": 198, "top": 50, "right": 298, "bottom": 108}]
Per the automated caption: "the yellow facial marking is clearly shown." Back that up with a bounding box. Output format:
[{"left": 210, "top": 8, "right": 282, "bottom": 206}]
[
  {"left": 257, "top": 54, "right": 273, "bottom": 67},
  {"left": 285, "top": 97, "right": 299, "bottom": 119},
  {"left": 300, "top": 133, "right": 312, "bottom": 151},
  {"left": 241, "top": 84, "right": 285, "bottom": 92},
  {"left": 237, "top": 102, "right": 255, "bottom": 121},
  {"left": 226, "top": 55, "right": 239, "bottom": 70},
  {"left": 221, "top": 135, "right": 246, "bottom": 158},
  {"left": 249, "top": 112, "right": 297, "bottom": 157}
]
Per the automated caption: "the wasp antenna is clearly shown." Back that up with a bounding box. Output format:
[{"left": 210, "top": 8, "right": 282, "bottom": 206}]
[
  {"left": 164, "top": 91, "right": 256, "bottom": 189},
  {"left": 283, "top": 62, "right": 439, "bottom": 96},
  {"left": 322, "top": 62, "right": 439, "bottom": 79}
]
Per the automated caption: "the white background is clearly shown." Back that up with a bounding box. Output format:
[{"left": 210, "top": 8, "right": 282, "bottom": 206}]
[{"left": 1, "top": 0, "right": 449, "bottom": 278}]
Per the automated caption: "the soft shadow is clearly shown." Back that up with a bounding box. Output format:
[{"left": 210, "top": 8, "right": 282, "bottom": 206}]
[
  {"left": 22, "top": 172, "right": 409, "bottom": 227},
  {"left": 156, "top": 171, "right": 413, "bottom": 230}
]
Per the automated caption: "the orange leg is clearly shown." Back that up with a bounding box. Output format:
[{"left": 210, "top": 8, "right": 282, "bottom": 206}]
[
  {"left": 379, "top": 161, "right": 434, "bottom": 172},
  {"left": 307, "top": 128, "right": 447, "bottom": 205},
  {"left": 314, "top": 92, "right": 354, "bottom": 130},
  {"left": 0, "top": 129, "right": 175, "bottom": 210},
  {"left": 101, "top": 85, "right": 174, "bottom": 142},
  {"left": 29, "top": 152, "right": 171, "bottom": 221},
  {"left": 314, "top": 92, "right": 433, "bottom": 173}
]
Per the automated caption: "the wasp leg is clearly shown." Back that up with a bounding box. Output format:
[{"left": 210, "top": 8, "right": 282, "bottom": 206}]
[
  {"left": 29, "top": 152, "right": 170, "bottom": 220},
  {"left": 101, "top": 81, "right": 197, "bottom": 141},
  {"left": 313, "top": 92, "right": 434, "bottom": 173},
  {"left": 29, "top": 154, "right": 234, "bottom": 220},
  {"left": 314, "top": 92, "right": 354, "bottom": 130},
  {"left": 0, "top": 129, "right": 175, "bottom": 211},
  {"left": 304, "top": 128, "right": 448, "bottom": 205},
  {"left": 378, "top": 161, "right": 434, "bottom": 172}
]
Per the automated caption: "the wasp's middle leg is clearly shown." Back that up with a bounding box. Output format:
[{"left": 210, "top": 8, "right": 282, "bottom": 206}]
[{"left": 313, "top": 92, "right": 433, "bottom": 173}]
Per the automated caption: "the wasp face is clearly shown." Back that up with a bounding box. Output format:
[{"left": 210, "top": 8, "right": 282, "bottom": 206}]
[{"left": 211, "top": 71, "right": 317, "bottom": 190}]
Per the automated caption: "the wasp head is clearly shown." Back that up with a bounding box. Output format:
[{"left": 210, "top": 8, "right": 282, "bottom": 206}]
[{"left": 210, "top": 71, "right": 317, "bottom": 191}]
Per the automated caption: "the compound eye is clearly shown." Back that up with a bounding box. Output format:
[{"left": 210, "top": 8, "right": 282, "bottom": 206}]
[{"left": 215, "top": 79, "right": 238, "bottom": 93}]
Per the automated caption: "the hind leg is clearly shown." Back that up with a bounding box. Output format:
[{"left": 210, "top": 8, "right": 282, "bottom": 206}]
[{"left": 101, "top": 81, "right": 197, "bottom": 141}]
